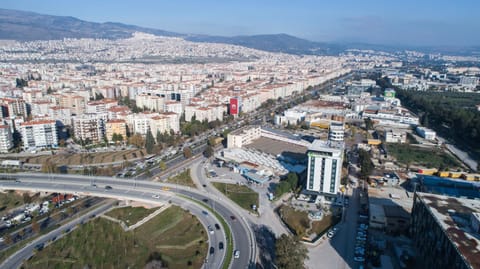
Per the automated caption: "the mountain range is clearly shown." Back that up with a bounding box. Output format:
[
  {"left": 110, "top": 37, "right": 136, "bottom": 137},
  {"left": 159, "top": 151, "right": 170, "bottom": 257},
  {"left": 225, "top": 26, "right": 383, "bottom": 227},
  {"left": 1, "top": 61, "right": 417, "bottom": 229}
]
[{"left": 0, "top": 8, "right": 478, "bottom": 56}]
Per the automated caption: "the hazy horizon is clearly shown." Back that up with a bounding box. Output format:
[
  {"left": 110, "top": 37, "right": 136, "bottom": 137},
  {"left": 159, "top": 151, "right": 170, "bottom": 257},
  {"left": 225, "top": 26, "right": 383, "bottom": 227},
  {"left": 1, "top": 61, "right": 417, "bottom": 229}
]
[{"left": 2, "top": 0, "right": 480, "bottom": 47}]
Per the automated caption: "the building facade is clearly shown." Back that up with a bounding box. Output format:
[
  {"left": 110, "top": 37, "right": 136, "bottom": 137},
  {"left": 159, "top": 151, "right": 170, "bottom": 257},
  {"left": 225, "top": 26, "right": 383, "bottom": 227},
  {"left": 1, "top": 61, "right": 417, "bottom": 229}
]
[
  {"left": 411, "top": 192, "right": 480, "bottom": 269},
  {"left": 19, "top": 120, "right": 58, "bottom": 149},
  {"left": 305, "top": 140, "right": 344, "bottom": 199},
  {"left": 0, "top": 125, "right": 13, "bottom": 153}
]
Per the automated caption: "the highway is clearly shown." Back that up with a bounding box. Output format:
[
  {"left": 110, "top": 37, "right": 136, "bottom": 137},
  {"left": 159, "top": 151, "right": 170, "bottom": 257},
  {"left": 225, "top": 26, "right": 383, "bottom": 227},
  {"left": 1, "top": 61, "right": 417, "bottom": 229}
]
[
  {"left": 0, "top": 173, "right": 253, "bottom": 269},
  {"left": 0, "top": 201, "right": 115, "bottom": 269}
]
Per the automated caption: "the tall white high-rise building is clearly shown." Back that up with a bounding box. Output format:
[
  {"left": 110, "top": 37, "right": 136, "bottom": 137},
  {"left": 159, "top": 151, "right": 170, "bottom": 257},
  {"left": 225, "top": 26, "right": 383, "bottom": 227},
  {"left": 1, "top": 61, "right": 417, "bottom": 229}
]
[
  {"left": 305, "top": 140, "right": 344, "bottom": 199},
  {"left": 0, "top": 125, "right": 13, "bottom": 153},
  {"left": 19, "top": 120, "right": 58, "bottom": 150}
]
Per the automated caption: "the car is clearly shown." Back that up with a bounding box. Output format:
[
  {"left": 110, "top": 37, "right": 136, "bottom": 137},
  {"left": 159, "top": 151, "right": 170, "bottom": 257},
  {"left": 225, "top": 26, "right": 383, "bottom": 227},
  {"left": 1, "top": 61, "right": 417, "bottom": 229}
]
[
  {"left": 152, "top": 194, "right": 160, "bottom": 199},
  {"left": 219, "top": 242, "right": 224, "bottom": 250},
  {"left": 214, "top": 223, "right": 221, "bottom": 230},
  {"left": 202, "top": 211, "right": 209, "bottom": 216},
  {"left": 91, "top": 184, "right": 97, "bottom": 188},
  {"left": 234, "top": 250, "right": 240, "bottom": 259},
  {"left": 14, "top": 179, "right": 21, "bottom": 183},
  {"left": 327, "top": 231, "right": 335, "bottom": 238},
  {"left": 105, "top": 185, "right": 112, "bottom": 190},
  {"left": 202, "top": 199, "right": 209, "bottom": 203},
  {"left": 208, "top": 226, "right": 214, "bottom": 234},
  {"left": 209, "top": 247, "right": 215, "bottom": 255},
  {"left": 354, "top": 256, "right": 365, "bottom": 262},
  {"left": 230, "top": 215, "right": 237, "bottom": 221}
]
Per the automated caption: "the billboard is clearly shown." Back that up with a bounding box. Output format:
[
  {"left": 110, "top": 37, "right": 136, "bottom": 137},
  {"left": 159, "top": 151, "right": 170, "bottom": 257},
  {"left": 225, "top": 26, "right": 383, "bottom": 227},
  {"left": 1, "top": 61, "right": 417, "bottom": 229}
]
[{"left": 229, "top": 98, "right": 238, "bottom": 115}]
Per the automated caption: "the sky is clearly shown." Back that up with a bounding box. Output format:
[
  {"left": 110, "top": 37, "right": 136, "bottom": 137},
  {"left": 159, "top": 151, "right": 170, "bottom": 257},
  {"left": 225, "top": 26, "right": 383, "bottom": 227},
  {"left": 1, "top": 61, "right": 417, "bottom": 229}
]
[{"left": 2, "top": 0, "right": 480, "bottom": 46}]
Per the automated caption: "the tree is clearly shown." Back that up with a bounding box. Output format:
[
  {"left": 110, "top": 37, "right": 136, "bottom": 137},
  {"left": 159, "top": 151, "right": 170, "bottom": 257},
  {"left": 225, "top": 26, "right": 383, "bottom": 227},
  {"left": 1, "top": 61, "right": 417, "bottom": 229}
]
[
  {"left": 358, "top": 149, "right": 373, "bottom": 179},
  {"left": 15, "top": 78, "right": 28, "bottom": 88},
  {"left": 286, "top": 173, "right": 299, "bottom": 192},
  {"left": 364, "top": 118, "right": 374, "bottom": 130},
  {"left": 22, "top": 193, "right": 32, "bottom": 204},
  {"left": 159, "top": 161, "right": 167, "bottom": 171},
  {"left": 145, "top": 129, "right": 156, "bottom": 154},
  {"left": 112, "top": 133, "right": 124, "bottom": 144},
  {"left": 183, "top": 147, "right": 193, "bottom": 158},
  {"left": 31, "top": 219, "right": 40, "bottom": 234},
  {"left": 4, "top": 234, "right": 12, "bottom": 245},
  {"left": 203, "top": 146, "right": 214, "bottom": 158},
  {"left": 128, "top": 134, "right": 145, "bottom": 148},
  {"left": 275, "top": 234, "right": 308, "bottom": 269}
]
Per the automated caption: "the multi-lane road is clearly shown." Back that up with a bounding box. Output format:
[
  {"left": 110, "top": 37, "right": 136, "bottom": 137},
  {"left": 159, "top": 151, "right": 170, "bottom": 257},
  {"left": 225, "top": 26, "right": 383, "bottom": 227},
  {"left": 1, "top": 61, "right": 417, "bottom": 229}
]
[{"left": 0, "top": 173, "right": 254, "bottom": 269}]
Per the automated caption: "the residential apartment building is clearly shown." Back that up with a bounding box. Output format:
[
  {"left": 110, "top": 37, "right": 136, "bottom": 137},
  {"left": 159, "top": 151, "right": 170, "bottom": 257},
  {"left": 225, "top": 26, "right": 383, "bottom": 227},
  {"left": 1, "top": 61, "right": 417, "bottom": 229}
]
[
  {"left": 305, "top": 140, "right": 344, "bottom": 199},
  {"left": 227, "top": 126, "right": 262, "bottom": 148},
  {"left": 73, "top": 114, "right": 107, "bottom": 144},
  {"left": 0, "top": 98, "right": 28, "bottom": 118},
  {"left": 136, "top": 94, "right": 165, "bottom": 112},
  {"left": 0, "top": 125, "right": 13, "bottom": 153},
  {"left": 185, "top": 105, "right": 224, "bottom": 122},
  {"left": 19, "top": 120, "right": 58, "bottom": 149},
  {"left": 105, "top": 119, "right": 127, "bottom": 142},
  {"left": 411, "top": 192, "right": 480, "bottom": 269}
]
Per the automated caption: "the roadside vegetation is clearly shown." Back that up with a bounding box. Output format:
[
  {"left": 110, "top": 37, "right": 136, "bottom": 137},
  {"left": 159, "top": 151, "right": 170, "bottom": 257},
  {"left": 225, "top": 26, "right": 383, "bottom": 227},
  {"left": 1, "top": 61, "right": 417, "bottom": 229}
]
[
  {"left": 105, "top": 206, "right": 158, "bottom": 226},
  {"left": 165, "top": 169, "right": 196, "bottom": 187},
  {"left": 212, "top": 182, "right": 259, "bottom": 212},
  {"left": 22, "top": 205, "right": 208, "bottom": 269},
  {"left": 275, "top": 234, "right": 308, "bottom": 269}
]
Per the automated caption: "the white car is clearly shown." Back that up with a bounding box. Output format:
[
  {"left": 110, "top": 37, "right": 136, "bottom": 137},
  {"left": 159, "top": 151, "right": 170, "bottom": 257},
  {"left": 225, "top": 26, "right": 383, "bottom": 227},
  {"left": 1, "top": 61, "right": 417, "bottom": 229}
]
[
  {"left": 152, "top": 194, "right": 160, "bottom": 199},
  {"left": 234, "top": 250, "right": 240, "bottom": 259},
  {"left": 354, "top": 256, "right": 365, "bottom": 262}
]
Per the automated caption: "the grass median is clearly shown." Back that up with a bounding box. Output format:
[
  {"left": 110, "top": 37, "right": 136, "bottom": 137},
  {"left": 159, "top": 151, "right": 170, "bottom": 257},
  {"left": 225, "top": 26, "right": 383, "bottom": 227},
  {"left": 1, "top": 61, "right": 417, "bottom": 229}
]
[
  {"left": 22, "top": 205, "right": 207, "bottom": 269},
  {"left": 212, "top": 182, "right": 259, "bottom": 213}
]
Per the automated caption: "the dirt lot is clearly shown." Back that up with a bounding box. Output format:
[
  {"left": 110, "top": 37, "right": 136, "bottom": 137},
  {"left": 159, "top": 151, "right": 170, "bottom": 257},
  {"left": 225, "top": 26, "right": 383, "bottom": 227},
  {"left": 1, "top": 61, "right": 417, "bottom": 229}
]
[{"left": 19, "top": 149, "right": 147, "bottom": 166}]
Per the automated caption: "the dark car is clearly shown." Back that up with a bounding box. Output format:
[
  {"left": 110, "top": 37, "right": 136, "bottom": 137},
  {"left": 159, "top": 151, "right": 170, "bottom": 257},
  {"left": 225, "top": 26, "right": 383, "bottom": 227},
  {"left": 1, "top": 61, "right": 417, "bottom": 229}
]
[
  {"left": 105, "top": 185, "right": 112, "bottom": 190},
  {"left": 202, "top": 198, "right": 209, "bottom": 203},
  {"left": 214, "top": 223, "right": 221, "bottom": 230},
  {"left": 219, "top": 242, "right": 224, "bottom": 250},
  {"left": 230, "top": 215, "right": 237, "bottom": 221},
  {"left": 209, "top": 247, "right": 215, "bottom": 255}
]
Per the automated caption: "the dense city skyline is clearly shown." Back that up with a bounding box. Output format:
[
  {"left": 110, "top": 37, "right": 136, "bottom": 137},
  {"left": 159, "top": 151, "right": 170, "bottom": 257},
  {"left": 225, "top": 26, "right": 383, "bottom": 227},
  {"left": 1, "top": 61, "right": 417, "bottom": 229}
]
[{"left": 2, "top": 0, "right": 480, "bottom": 46}]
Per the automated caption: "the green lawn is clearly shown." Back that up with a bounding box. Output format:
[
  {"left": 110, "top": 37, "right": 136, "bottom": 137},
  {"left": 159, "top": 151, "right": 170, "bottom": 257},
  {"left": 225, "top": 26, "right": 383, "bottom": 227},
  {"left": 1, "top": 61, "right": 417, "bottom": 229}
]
[
  {"left": 105, "top": 206, "right": 158, "bottom": 226},
  {"left": 166, "top": 169, "right": 196, "bottom": 187},
  {"left": 278, "top": 205, "right": 340, "bottom": 239},
  {"left": 386, "top": 143, "right": 461, "bottom": 169},
  {"left": 278, "top": 205, "right": 310, "bottom": 236},
  {"left": 22, "top": 206, "right": 208, "bottom": 269},
  {"left": 212, "top": 182, "right": 259, "bottom": 212}
]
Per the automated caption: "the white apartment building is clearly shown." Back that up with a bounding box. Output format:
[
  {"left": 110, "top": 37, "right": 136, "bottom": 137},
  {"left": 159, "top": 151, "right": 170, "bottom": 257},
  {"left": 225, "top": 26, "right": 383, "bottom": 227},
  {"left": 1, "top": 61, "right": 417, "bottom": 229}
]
[
  {"left": 384, "top": 129, "right": 407, "bottom": 143},
  {"left": 164, "top": 101, "right": 183, "bottom": 115},
  {"left": 136, "top": 94, "right": 165, "bottom": 112},
  {"left": 73, "top": 114, "right": 107, "bottom": 144},
  {"left": 85, "top": 99, "right": 118, "bottom": 114},
  {"left": 306, "top": 140, "right": 344, "bottom": 199},
  {"left": 48, "top": 106, "right": 72, "bottom": 126},
  {"left": 185, "top": 105, "right": 224, "bottom": 123},
  {"left": 0, "top": 125, "right": 13, "bottom": 153},
  {"left": 329, "top": 122, "right": 345, "bottom": 142},
  {"left": 19, "top": 120, "right": 58, "bottom": 149},
  {"left": 227, "top": 126, "right": 262, "bottom": 148}
]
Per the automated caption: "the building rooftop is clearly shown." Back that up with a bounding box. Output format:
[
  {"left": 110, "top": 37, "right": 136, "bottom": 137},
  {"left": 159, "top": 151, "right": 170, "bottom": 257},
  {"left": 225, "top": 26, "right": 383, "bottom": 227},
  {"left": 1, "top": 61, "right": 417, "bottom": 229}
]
[
  {"left": 309, "top": 139, "right": 344, "bottom": 151},
  {"left": 417, "top": 192, "right": 480, "bottom": 269}
]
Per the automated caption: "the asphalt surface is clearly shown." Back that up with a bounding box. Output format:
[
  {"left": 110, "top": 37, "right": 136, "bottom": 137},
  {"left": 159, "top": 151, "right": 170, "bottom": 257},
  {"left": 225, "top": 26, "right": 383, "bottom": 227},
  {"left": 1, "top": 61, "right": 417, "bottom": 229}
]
[{"left": 0, "top": 173, "right": 253, "bottom": 269}]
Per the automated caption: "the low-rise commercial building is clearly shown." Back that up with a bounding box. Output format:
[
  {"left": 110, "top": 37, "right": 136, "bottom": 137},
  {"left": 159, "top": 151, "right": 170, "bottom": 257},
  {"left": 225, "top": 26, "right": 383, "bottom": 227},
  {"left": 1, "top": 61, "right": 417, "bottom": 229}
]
[{"left": 416, "top": 126, "right": 436, "bottom": 140}]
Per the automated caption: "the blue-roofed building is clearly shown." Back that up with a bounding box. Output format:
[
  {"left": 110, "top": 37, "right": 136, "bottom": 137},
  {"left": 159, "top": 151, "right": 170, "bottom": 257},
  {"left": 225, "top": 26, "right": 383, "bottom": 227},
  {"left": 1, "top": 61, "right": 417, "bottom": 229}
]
[{"left": 414, "top": 175, "right": 480, "bottom": 199}]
